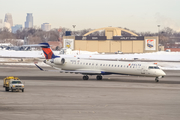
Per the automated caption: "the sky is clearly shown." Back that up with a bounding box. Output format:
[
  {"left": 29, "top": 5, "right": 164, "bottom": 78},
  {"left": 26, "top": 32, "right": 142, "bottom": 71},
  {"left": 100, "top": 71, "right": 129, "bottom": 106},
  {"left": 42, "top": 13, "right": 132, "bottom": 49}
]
[{"left": 0, "top": 0, "right": 180, "bottom": 32}]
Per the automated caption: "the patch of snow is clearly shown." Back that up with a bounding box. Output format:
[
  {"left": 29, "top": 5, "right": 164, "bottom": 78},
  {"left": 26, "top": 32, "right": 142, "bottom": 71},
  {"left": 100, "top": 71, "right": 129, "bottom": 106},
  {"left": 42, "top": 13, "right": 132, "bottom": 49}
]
[
  {"left": 0, "top": 61, "right": 48, "bottom": 66},
  {"left": 1, "top": 50, "right": 180, "bottom": 69}
]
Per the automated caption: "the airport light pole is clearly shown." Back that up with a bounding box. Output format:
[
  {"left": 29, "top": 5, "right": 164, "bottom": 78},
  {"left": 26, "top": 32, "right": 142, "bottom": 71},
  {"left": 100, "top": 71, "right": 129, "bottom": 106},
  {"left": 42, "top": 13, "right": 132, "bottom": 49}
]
[
  {"left": 72, "top": 25, "right": 76, "bottom": 36},
  {"left": 158, "top": 25, "right": 160, "bottom": 43}
]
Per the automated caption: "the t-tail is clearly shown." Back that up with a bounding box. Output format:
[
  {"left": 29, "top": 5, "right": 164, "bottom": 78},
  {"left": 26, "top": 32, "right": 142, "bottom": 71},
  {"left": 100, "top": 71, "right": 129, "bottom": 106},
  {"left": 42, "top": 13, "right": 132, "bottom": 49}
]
[
  {"left": 39, "top": 43, "right": 57, "bottom": 59},
  {"left": 23, "top": 43, "right": 58, "bottom": 59}
]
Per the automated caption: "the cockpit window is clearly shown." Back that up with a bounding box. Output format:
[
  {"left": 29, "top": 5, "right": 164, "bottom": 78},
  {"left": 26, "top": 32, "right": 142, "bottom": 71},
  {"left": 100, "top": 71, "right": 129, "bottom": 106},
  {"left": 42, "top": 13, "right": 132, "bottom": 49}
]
[
  {"left": 148, "top": 66, "right": 154, "bottom": 69},
  {"left": 154, "top": 66, "right": 160, "bottom": 69},
  {"left": 148, "top": 66, "right": 160, "bottom": 69}
]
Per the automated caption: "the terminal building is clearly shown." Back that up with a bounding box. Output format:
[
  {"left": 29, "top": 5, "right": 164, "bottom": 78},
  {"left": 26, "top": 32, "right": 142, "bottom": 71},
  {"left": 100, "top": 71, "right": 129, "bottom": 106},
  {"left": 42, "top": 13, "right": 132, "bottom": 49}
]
[{"left": 63, "top": 27, "right": 159, "bottom": 53}]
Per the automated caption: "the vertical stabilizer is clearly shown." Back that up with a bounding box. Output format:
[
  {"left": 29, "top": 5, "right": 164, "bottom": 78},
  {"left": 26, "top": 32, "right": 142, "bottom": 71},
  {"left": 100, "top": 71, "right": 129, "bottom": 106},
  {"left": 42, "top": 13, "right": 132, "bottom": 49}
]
[{"left": 38, "top": 43, "right": 56, "bottom": 59}]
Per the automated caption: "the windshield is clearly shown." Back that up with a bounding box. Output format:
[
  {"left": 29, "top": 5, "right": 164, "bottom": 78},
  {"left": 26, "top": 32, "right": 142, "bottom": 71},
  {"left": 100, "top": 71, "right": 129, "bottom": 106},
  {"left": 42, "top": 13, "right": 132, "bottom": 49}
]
[
  {"left": 148, "top": 66, "right": 160, "bottom": 69},
  {"left": 12, "top": 81, "right": 22, "bottom": 84}
]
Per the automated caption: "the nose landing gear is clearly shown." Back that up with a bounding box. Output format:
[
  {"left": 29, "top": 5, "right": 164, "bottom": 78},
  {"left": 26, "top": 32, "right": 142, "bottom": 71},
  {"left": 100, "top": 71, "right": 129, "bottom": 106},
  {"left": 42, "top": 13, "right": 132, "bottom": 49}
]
[{"left": 155, "top": 77, "right": 159, "bottom": 82}]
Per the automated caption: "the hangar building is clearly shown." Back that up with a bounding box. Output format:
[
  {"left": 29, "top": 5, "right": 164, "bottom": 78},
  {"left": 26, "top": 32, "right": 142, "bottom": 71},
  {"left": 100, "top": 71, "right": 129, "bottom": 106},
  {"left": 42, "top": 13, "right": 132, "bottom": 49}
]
[{"left": 63, "top": 27, "right": 159, "bottom": 53}]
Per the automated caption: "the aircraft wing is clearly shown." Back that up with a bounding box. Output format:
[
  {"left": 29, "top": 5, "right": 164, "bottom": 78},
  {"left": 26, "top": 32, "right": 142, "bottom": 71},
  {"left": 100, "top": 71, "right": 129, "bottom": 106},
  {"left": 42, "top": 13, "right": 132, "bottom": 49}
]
[{"left": 35, "top": 63, "right": 101, "bottom": 75}]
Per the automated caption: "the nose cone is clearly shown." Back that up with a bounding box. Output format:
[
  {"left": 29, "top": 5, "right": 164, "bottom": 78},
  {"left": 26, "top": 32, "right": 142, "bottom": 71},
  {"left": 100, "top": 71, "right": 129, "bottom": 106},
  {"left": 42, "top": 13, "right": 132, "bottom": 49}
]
[{"left": 161, "top": 70, "right": 166, "bottom": 76}]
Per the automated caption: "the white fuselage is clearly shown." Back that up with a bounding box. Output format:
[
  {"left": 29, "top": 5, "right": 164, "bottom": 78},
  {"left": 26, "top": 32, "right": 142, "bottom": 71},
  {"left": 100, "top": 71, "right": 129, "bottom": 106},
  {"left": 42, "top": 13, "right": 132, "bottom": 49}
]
[{"left": 44, "top": 58, "right": 166, "bottom": 77}]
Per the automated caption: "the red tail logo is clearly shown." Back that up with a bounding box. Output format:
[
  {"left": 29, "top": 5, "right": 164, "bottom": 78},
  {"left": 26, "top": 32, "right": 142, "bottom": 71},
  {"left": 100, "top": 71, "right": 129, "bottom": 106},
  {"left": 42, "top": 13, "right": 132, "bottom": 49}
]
[{"left": 42, "top": 48, "right": 54, "bottom": 59}]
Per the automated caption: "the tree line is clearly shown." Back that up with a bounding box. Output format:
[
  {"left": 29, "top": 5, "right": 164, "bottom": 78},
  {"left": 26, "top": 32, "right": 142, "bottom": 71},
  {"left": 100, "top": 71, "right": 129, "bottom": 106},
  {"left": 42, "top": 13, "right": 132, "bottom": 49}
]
[{"left": 0, "top": 27, "right": 180, "bottom": 46}]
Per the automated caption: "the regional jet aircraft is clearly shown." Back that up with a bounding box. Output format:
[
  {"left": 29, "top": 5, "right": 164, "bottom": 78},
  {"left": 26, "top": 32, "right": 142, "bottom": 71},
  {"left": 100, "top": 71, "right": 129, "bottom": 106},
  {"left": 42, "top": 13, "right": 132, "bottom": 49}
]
[{"left": 25, "top": 43, "right": 166, "bottom": 82}]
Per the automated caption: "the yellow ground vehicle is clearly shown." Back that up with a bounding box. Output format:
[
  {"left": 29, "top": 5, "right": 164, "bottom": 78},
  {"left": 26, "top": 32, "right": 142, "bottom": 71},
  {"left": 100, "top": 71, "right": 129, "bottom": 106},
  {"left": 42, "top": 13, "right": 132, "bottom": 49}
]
[{"left": 3, "top": 76, "right": 24, "bottom": 92}]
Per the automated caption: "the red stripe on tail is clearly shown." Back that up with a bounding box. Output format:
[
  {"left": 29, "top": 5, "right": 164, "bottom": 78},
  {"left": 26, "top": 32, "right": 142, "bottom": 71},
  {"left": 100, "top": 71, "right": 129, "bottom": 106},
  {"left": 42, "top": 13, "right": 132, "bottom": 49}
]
[{"left": 42, "top": 48, "right": 53, "bottom": 59}]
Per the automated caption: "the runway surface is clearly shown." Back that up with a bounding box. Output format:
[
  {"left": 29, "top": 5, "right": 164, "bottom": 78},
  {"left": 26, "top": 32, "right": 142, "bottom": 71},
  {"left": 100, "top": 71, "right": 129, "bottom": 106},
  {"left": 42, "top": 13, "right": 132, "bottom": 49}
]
[{"left": 0, "top": 65, "right": 180, "bottom": 120}]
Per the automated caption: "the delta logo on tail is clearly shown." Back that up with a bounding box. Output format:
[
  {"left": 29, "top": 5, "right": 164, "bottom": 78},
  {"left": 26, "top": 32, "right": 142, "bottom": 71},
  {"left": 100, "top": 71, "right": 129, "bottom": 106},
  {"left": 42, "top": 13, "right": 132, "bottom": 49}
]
[{"left": 39, "top": 43, "right": 58, "bottom": 59}]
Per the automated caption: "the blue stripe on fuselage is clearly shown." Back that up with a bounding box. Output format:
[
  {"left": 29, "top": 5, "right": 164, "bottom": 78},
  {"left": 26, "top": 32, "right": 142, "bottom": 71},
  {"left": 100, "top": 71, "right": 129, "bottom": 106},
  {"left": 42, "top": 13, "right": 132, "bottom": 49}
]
[{"left": 101, "top": 71, "right": 129, "bottom": 75}]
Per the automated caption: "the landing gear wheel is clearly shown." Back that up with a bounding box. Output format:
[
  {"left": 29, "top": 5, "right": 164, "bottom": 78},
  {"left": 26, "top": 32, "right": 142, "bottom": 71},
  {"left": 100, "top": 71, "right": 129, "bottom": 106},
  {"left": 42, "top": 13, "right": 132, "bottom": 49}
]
[
  {"left": 155, "top": 79, "right": 159, "bottom": 82},
  {"left": 155, "top": 77, "right": 159, "bottom": 82},
  {"left": 83, "top": 76, "right": 89, "bottom": 80},
  {"left": 96, "top": 75, "right": 102, "bottom": 80},
  {"left": 5, "top": 87, "right": 9, "bottom": 91},
  {"left": 22, "top": 89, "right": 24, "bottom": 92},
  {"left": 11, "top": 88, "right": 13, "bottom": 92}
]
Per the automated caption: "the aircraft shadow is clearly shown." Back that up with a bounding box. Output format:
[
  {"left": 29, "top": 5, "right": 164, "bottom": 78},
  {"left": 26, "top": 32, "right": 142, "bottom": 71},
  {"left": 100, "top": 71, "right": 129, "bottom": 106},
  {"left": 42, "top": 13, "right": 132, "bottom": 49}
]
[{"left": 3, "top": 76, "right": 179, "bottom": 85}]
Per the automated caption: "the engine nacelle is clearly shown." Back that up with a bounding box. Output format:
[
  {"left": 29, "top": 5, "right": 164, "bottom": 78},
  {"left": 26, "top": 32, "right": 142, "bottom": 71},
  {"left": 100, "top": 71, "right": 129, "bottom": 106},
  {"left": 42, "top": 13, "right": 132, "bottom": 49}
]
[{"left": 52, "top": 58, "right": 65, "bottom": 65}]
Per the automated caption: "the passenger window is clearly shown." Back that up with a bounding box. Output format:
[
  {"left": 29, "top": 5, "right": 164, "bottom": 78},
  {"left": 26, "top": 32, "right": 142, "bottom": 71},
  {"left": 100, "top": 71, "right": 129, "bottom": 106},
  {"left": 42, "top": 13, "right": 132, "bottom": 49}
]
[
  {"left": 86, "top": 63, "right": 88, "bottom": 65},
  {"left": 89, "top": 63, "right": 91, "bottom": 65},
  {"left": 118, "top": 65, "right": 119, "bottom": 67},
  {"left": 109, "top": 64, "right": 111, "bottom": 67},
  {"left": 112, "top": 65, "right": 113, "bottom": 67},
  {"left": 115, "top": 65, "right": 116, "bottom": 67},
  {"left": 92, "top": 63, "right": 94, "bottom": 65}
]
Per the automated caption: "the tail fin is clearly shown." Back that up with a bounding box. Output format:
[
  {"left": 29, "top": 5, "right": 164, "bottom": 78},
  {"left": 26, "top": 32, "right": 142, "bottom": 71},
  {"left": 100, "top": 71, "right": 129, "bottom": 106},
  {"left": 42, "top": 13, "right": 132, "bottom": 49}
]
[
  {"left": 23, "top": 43, "right": 57, "bottom": 59},
  {"left": 39, "top": 43, "right": 57, "bottom": 59}
]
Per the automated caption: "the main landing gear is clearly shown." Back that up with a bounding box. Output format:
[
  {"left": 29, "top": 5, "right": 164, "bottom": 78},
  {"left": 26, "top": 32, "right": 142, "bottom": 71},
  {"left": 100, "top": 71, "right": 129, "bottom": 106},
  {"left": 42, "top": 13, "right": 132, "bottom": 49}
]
[
  {"left": 155, "top": 77, "right": 159, "bottom": 82},
  {"left": 82, "top": 75, "right": 103, "bottom": 80},
  {"left": 83, "top": 75, "right": 89, "bottom": 80},
  {"left": 96, "top": 75, "right": 102, "bottom": 80}
]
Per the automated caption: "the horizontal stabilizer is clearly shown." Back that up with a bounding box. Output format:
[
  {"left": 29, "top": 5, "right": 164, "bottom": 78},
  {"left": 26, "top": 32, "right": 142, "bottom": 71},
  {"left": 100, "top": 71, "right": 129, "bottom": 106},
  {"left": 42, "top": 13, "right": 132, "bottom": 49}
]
[
  {"left": 23, "top": 43, "right": 57, "bottom": 59},
  {"left": 23, "top": 43, "right": 50, "bottom": 48}
]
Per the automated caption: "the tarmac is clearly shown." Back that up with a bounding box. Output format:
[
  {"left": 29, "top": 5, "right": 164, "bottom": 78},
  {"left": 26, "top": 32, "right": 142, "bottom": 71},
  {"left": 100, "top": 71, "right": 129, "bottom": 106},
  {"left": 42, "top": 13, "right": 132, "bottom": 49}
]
[{"left": 0, "top": 65, "right": 180, "bottom": 120}]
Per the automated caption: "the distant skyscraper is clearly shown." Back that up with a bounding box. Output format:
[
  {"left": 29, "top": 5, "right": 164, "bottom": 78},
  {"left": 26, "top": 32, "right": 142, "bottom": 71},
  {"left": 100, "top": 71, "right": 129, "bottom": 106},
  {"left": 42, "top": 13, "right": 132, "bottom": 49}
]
[
  {"left": 41, "top": 23, "right": 51, "bottom": 31},
  {"left": 3, "top": 22, "right": 11, "bottom": 31},
  {"left": 4, "top": 13, "right": 13, "bottom": 27},
  {"left": 0, "top": 19, "right": 3, "bottom": 29},
  {"left": 25, "top": 13, "right": 33, "bottom": 28},
  {"left": 11, "top": 24, "right": 23, "bottom": 33}
]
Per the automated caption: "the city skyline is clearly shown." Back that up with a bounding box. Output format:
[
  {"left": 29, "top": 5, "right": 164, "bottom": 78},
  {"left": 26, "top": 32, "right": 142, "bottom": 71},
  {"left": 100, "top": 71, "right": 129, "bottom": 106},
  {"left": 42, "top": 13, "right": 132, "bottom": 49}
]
[
  {"left": 25, "top": 13, "right": 33, "bottom": 28},
  {"left": 4, "top": 13, "right": 13, "bottom": 27},
  {"left": 1, "top": 0, "right": 180, "bottom": 32},
  {"left": 41, "top": 23, "right": 51, "bottom": 31}
]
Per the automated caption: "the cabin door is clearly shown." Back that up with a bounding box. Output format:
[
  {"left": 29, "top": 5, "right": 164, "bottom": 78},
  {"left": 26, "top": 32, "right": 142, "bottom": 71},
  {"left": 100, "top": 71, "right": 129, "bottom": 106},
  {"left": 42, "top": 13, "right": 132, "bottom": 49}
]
[{"left": 141, "top": 67, "right": 146, "bottom": 74}]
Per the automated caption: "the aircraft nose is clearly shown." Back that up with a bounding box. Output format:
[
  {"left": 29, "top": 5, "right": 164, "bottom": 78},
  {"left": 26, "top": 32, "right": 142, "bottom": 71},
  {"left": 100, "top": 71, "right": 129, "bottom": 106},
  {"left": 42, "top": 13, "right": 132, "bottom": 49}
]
[{"left": 161, "top": 70, "right": 166, "bottom": 76}]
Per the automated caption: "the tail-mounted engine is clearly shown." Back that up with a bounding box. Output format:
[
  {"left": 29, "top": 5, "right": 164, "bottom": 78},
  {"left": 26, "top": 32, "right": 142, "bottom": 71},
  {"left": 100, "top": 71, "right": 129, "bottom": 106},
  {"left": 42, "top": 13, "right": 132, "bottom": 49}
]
[{"left": 50, "top": 58, "right": 65, "bottom": 65}]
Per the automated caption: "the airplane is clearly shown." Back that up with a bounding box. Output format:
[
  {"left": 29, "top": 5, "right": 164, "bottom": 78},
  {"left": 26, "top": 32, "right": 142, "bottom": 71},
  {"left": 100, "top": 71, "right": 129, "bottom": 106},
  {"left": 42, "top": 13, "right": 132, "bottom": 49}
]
[{"left": 24, "top": 43, "right": 166, "bottom": 82}]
